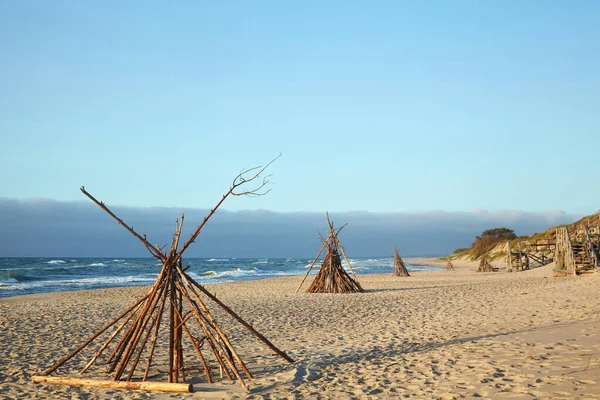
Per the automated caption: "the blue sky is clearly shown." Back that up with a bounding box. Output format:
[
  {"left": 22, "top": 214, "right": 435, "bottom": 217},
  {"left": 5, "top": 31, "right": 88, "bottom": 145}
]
[{"left": 1, "top": 1, "right": 598, "bottom": 213}]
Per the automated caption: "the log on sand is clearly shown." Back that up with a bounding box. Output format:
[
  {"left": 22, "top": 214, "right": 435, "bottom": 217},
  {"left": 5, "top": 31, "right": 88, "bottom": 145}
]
[{"left": 32, "top": 376, "right": 192, "bottom": 393}]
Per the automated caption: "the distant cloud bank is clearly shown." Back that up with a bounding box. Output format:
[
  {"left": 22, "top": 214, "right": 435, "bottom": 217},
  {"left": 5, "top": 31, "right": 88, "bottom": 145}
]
[{"left": 0, "top": 198, "right": 580, "bottom": 258}]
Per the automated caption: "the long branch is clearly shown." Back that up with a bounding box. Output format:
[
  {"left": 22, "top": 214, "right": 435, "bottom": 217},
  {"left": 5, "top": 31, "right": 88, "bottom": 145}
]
[{"left": 80, "top": 187, "right": 162, "bottom": 259}]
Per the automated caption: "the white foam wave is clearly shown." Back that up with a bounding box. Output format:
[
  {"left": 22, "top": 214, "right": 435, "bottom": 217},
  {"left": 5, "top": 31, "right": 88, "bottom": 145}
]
[
  {"left": 89, "top": 263, "right": 106, "bottom": 267},
  {"left": 46, "top": 260, "right": 66, "bottom": 264},
  {"left": 0, "top": 275, "right": 156, "bottom": 292},
  {"left": 207, "top": 258, "right": 229, "bottom": 262},
  {"left": 188, "top": 268, "right": 259, "bottom": 282},
  {"left": 112, "top": 259, "right": 125, "bottom": 262},
  {"left": 222, "top": 268, "right": 258, "bottom": 277}
]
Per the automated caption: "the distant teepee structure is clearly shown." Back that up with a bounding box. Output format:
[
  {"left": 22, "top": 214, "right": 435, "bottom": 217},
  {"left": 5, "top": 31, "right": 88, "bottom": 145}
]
[
  {"left": 445, "top": 257, "right": 455, "bottom": 271},
  {"left": 33, "top": 156, "right": 293, "bottom": 394},
  {"left": 393, "top": 247, "right": 410, "bottom": 277},
  {"left": 477, "top": 255, "right": 498, "bottom": 272},
  {"left": 296, "top": 213, "right": 363, "bottom": 293}
]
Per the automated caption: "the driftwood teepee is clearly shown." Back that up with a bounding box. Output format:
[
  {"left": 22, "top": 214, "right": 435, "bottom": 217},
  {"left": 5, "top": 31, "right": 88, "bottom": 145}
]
[
  {"left": 296, "top": 213, "right": 363, "bottom": 293},
  {"left": 477, "top": 256, "right": 498, "bottom": 272},
  {"left": 33, "top": 157, "right": 293, "bottom": 393},
  {"left": 393, "top": 247, "right": 410, "bottom": 277},
  {"left": 445, "top": 257, "right": 455, "bottom": 271}
]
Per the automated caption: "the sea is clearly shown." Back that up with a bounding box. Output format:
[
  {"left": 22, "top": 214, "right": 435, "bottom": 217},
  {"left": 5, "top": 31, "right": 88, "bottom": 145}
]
[{"left": 0, "top": 257, "right": 441, "bottom": 298}]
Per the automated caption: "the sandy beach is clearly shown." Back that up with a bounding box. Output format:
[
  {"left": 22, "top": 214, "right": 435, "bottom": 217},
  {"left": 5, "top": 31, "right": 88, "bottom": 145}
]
[{"left": 2, "top": 259, "right": 600, "bottom": 399}]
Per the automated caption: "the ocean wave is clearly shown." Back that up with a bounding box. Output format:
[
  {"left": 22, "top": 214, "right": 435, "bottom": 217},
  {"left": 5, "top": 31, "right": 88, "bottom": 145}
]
[
  {"left": 112, "top": 259, "right": 125, "bottom": 262},
  {"left": 0, "top": 264, "right": 87, "bottom": 273},
  {"left": 255, "top": 270, "right": 299, "bottom": 277},
  {"left": 0, "top": 275, "right": 156, "bottom": 292},
  {"left": 0, "top": 272, "right": 39, "bottom": 283},
  {"left": 188, "top": 267, "right": 259, "bottom": 282},
  {"left": 207, "top": 258, "right": 229, "bottom": 262},
  {"left": 220, "top": 267, "right": 258, "bottom": 277},
  {"left": 409, "top": 266, "right": 441, "bottom": 272},
  {"left": 46, "top": 260, "right": 66, "bottom": 264},
  {"left": 89, "top": 263, "right": 106, "bottom": 267}
]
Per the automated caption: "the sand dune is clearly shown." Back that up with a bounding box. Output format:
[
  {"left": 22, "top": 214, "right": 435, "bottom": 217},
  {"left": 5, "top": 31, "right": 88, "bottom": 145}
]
[{"left": 1, "top": 260, "right": 600, "bottom": 399}]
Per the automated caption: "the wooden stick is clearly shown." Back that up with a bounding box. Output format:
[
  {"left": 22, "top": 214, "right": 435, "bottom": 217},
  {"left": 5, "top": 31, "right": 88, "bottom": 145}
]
[
  {"left": 142, "top": 275, "right": 169, "bottom": 381},
  {"left": 295, "top": 240, "right": 327, "bottom": 293},
  {"left": 80, "top": 187, "right": 162, "bottom": 259},
  {"left": 168, "top": 268, "right": 176, "bottom": 383},
  {"left": 176, "top": 275, "right": 184, "bottom": 382},
  {"left": 171, "top": 299, "right": 213, "bottom": 383},
  {"left": 32, "top": 376, "right": 192, "bottom": 393}
]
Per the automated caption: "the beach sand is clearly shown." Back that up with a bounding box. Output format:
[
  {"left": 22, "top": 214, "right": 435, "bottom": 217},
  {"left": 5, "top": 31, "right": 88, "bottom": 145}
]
[{"left": 1, "top": 260, "right": 600, "bottom": 399}]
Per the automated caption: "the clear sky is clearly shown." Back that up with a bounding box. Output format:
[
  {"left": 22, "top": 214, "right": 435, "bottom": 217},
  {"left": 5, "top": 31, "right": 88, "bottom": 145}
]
[{"left": 1, "top": 1, "right": 598, "bottom": 213}]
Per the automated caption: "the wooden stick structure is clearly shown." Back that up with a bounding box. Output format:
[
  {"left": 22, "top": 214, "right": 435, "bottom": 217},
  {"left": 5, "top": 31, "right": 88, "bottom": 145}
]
[
  {"left": 393, "top": 247, "right": 410, "bottom": 277},
  {"left": 477, "top": 255, "right": 498, "bottom": 272},
  {"left": 35, "top": 156, "right": 293, "bottom": 394},
  {"left": 298, "top": 213, "right": 363, "bottom": 293},
  {"left": 445, "top": 257, "right": 455, "bottom": 271}
]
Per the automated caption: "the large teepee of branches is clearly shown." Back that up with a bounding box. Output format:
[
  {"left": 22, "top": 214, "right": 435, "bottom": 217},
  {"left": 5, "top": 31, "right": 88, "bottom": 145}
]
[
  {"left": 296, "top": 213, "right": 363, "bottom": 293},
  {"left": 393, "top": 247, "right": 410, "bottom": 277},
  {"left": 33, "top": 157, "right": 293, "bottom": 394}
]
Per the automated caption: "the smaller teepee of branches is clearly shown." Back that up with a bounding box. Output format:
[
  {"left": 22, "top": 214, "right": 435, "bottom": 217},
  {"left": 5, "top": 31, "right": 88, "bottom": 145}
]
[
  {"left": 445, "top": 257, "right": 455, "bottom": 271},
  {"left": 393, "top": 247, "right": 410, "bottom": 277},
  {"left": 477, "top": 256, "right": 498, "bottom": 272},
  {"left": 296, "top": 213, "right": 363, "bottom": 293}
]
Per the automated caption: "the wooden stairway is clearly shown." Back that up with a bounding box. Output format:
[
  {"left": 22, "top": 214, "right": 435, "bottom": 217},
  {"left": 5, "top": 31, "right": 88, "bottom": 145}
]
[
  {"left": 554, "top": 225, "right": 600, "bottom": 276},
  {"left": 572, "top": 243, "right": 594, "bottom": 274}
]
